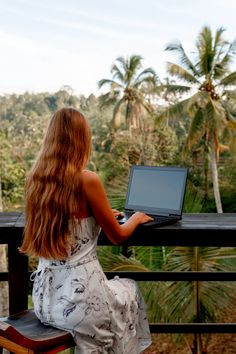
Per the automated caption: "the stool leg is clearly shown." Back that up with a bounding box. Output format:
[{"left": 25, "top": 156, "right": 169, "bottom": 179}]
[{"left": 1, "top": 349, "right": 10, "bottom": 354}]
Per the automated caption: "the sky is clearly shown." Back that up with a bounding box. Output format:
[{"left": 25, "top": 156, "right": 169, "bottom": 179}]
[{"left": 1, "top": 0, "right": 236, "bottom": 96}]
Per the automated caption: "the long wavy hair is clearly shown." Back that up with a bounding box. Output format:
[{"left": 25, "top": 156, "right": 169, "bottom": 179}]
[{"left": 20, "top": 108, "right": 91, "bottom": 259}]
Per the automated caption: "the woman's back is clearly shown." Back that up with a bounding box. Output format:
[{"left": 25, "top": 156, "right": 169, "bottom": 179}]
[{"left": 38, "top": 216, "right": 100, "bottom": 267}]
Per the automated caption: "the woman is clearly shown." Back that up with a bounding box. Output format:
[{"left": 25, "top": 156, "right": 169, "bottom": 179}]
[{"left": 20, "top": 107, "right": 152, "bottom": 354}]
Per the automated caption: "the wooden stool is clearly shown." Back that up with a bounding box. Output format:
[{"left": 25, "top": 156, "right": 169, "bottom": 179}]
[{"left": 0, "top": 309, "right": 75, "bottom": 354}]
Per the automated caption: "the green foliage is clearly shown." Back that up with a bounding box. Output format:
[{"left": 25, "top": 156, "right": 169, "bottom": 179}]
[
  {"left": 163, "top": 247, "right": 236, "bottom": 324},
  {"left": 97, "top": 247, "right": 149, "bottom": 271},
  {"left": 183, "top": 182, "right": 204, "bottom": 213},
  {"left": 0, "top": 128, "right": 26, "bottom": 209},
  {"left": 101, "top": 124, "right": 179, "bottom": 189},
  {"left": 202, "top": 190, "right": 236, "bottom": 212},
  {"left": 0, "top": 90, "right": 81, "bottom": 209}
]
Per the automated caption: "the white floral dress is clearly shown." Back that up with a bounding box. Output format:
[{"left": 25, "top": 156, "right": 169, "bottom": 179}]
[{"left": 31, "top": 217, "right": 152, "bottom": 354}]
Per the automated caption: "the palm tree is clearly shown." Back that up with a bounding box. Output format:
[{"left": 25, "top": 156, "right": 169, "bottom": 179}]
[
  {"left": 98, "top": 55, "right": 157, "bottom": 134},
  {"left": 157, "top": 26, "right": 236, "bottom": 212},
  {"left": 98, "top": 243, "right": 236, "bottom": 354},
  {"left": 163, "top": 246, "right": 236, "bottom": 354}
]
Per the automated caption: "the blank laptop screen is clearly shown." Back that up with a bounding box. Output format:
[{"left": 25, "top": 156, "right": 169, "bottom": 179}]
[{"left": 125, "top": 166, "right": 188, "bottom": 215}]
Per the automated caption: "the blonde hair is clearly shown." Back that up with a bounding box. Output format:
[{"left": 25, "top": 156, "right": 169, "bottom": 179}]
[{"left": 20, "top": 108, "right": 91, "bottom": 259}]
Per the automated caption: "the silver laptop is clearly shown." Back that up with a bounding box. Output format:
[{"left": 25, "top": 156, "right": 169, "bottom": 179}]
[{"left": 119, "top": 165, "right": 188, "bottom": 227}]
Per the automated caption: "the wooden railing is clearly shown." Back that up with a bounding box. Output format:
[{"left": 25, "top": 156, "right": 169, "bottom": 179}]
[{"left": 1, "top": 212, "right": 236, "bottom": 333}]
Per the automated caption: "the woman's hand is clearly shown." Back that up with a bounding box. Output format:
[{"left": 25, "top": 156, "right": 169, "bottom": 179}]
[
  {"left": 112, "top": 209, "right": 125, "bottom": 220},
  {"left": 131, "top": 211, "right": 154, "bottom": 225}
]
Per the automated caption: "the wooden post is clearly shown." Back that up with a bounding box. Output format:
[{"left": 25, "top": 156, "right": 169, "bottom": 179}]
[{"left": 8, "top": 229, "right": 28, "bottom": 315}]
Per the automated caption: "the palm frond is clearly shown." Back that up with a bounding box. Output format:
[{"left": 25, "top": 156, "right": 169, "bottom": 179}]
[
  {"left": 213, "top": 26, "right": 226, "bottom": 51},
  {"left": 165, "top": 247, "right": 236, "bottom": 272},
  {"left": 107, "top": 176, "right": 128, "bottom": 210},
  {"left": 134, "top": 246, "right": 171, "bottom": 270},
  {"left": 141, "top": 101, "right": 154, "bottom": 115},
  {"left": 155, "top": 100, "right": 187, "bottom": 124},
  {"left": 225, "top": 37, "right": 236, "bottom": 55},
  {"left": 200, "top": 281, "right": 236, "bottom": 319},
  {"left": 139, "top": 281, "right": 167, "bottom": 322},
  {"left": 185, "top": 108, "right": 205, "bottom": 149},
  {"left": 155, "top": 93, "right": 194, "bottom": 123},
  {"left": 220, "top": 71, "right": 236, "bottom": 86},
  {"left": 217, "top": 38, "right": 236, "bottom": 75},
  {"left": 110, "top": 63, "right": 125, "bottom": 83},
  {"left": 98, "top": 91, "right": 120, "bottom": 108},
  {"left": 224, "top": 108, "right": 236, "bottom": 129},
  {"left": 156, "top": 90, "right": 209, "bottom": 126},
  {"left": 205, "top": 98, "right": 227, "bottom": 128},
  {"left": 209, "top": 29, "right": 228, "bottom": 79},
  {"left": 115, "top": 56, "right": 127, "bottom": 68},
  {"left": 212, "top": 63, "right": 228, "bottom": 79},
  {"left": 223, "top": 89, "right": 236, "bottom": 99},
  {"left": 183, "top": 183, "right": 204, "bottom": 212},
  {"left": 165, "top": 41, "right": 200, "bottom": 76},
  {"left": 161, "top": 246, "right": 236, "bottom": 323},
  {"left": 162, "top": 280, "right": 195, "bottom": 322},
  {"left": 167, "top": 62, "right": 200, "bottom": 84},
  {"left": 128, "top": 55, "right": 143, "bottom": 74},
  {"left": 196, "top": 26, "right": 215, "bottom": 75},
  {"left": 97, "top": 247, "right": 149, "bottom": 271},
  {"left": 133, "top": 68, "right": 157, "bottom": 87},
  {"left": 108, "top": 194, "right": 126, "bottom": 210},
  {"left": 98, "top": 78, "right": 123, "bottom": 90},
  {"left": 159, "top": 84, "right": 192, "bottom": 95}
]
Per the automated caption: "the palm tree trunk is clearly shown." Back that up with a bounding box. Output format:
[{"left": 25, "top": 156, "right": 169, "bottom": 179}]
[
  {"left": 126, "top": 101, "right": 132, "bottom": 136},
  {"left": 203, "top": 143, "right": 209, "bottom": 201},
  {"left": 210, "top": 139, "right": 223, "bottom": 213}
]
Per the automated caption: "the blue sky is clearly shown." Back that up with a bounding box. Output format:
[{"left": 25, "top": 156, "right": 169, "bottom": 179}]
[{"left": 1, "top": 0, "right": 236, "bottom": 96}]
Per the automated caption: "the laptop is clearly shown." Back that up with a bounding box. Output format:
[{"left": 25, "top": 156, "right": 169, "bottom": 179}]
[{"left": 119, "top": 165, "right": 188, "bottom": 227}]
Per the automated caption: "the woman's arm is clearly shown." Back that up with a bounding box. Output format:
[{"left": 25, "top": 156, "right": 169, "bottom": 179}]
[{"left": 82, "top": 170, "right": 153, "bottom": 244}]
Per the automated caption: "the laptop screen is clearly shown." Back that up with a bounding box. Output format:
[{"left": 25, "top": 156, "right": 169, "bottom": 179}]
[{"left": 125, "top": 165, "right": 188, "bottom": 215}]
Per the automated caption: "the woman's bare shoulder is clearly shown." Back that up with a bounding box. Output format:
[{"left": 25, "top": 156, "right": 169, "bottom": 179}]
[{"left": 82, "top": 170, "right": 101, "bottom": 187}]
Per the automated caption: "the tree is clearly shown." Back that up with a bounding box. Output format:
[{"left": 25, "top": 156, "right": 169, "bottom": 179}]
[
  {"left": 98, "top": 55, "right": 157, "bottom": 134},
  {"left": 158, "top": 26, "right": 236, "bottom": 212}
]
